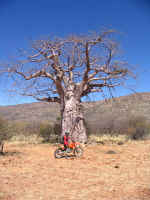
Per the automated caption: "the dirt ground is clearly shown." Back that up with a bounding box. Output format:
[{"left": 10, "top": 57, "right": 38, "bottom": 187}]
[{"left": 0, "top": 141, "right": 150, "bottom": 200}]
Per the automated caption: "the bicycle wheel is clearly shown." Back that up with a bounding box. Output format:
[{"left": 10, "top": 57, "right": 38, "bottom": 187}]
[
  {"left": 54, "top": 148, "right": 64, "bottom": 159},
  {"left": 74, "top": 146, "right": 83, "bottom": 157}
]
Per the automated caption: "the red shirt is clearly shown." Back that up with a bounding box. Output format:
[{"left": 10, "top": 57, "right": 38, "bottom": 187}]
[{"left": 63, "top": 135, "right": 70, "bottom": 146}]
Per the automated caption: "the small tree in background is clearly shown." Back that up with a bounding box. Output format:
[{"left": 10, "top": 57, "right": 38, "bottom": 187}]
[
  {"left": 2, "top": 30, "right": 135, "bottom": 143},
  {"left": 0, "top": 116, "right": 11, "bottom": 154}
]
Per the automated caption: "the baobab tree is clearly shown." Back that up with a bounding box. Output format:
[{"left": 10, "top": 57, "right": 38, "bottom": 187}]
[{"left": 4, "top": 30, "right": 133, "bottom": 143}]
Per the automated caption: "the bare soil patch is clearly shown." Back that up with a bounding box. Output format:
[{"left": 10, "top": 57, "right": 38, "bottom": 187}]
[{"left": 0, "top": 141, "right": 150, "bottom": 200}]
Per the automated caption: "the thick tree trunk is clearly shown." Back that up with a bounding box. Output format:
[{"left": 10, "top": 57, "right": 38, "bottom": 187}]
[
  {"left": 0, "top": 141, "right": 4, "bottom": 154},
  {"left": 61, "top": 95, "right": 87, "bottom": 143}
]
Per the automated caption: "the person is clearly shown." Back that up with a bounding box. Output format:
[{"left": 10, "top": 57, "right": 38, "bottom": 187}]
[{"left": 63, "top": 132, "right": 71, "bottom": 152}]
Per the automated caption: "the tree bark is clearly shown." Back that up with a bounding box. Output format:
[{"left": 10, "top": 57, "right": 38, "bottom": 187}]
[
  {"left": 0, "top": 141, "right": 4, "bottom": 154},
  {"left": 61, "top": 92, "right": 87, "bottom": 143}
]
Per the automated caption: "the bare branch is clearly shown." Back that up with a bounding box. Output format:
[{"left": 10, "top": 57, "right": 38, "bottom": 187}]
[
  {"left": 83, "top": 42, "right": 90, "bottom": 82},
  {"left": 35, "top": 96, "right": 61, "bottom": 103},
  {"left": 3, "top": 30, "right": 135, "bottom": 105},
  {"left": 13, "top": 68, "right": 56, "bottom": 81}
]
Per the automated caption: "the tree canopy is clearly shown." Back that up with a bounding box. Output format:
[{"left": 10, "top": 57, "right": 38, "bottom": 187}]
[{"left": 4, "top": 30, "right": 132, "bottom": 102}]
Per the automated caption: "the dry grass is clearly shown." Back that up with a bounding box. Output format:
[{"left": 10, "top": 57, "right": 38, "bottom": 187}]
[
  {"left": 88, "top": 134, "right": 128, "bottom": 144},
  {"left": 0, "top": 141, "right": 150, "bottom": 200},
  {"left": 9, "top": 134, "right": 44, "bottom": 144}
]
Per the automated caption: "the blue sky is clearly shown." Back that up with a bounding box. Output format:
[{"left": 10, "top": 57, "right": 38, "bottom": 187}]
[{"left": 0, "top": 0, "right": 150, "bottom": 105}]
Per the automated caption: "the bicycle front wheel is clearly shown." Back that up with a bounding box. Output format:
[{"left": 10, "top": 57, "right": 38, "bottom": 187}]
[{"left": 74, "top": 146, "right": 83, "bottom": 158}]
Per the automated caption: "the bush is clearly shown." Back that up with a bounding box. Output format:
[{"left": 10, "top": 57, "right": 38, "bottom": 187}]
[
  {"left": 9, "top": 122, "right": 58, "bottom": 144},
  {"left": 0, "top": 117, "right": 13, "bottom": 153},
  {"left": 39, "top": 123, "right": 54, "bottom": 142},
  {"left": 85, "top": 112, "right": 150, "bottom": 143},
  {"left": 127, "top": 115, "right": 150, "bottom": 140}
]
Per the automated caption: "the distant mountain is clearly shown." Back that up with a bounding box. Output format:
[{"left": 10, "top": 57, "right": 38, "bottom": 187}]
[
  {"left": 0, "top": 101, "right": 60, "bottom": 124},
  {"left": 0, "top": 92, "right": 150, "bottom": 130}
]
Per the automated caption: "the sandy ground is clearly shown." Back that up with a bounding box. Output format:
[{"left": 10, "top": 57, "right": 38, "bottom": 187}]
[{"left": 0, "top": 141, "right": 150, "bottom": 200}]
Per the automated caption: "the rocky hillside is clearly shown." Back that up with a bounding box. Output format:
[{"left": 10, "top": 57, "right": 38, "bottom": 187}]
[
  {"left": 84, "top": 92, "right": 150, "bottom": 132},
  {"left": 0, "top": 92, "right": 150, "bottom": 129}
]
